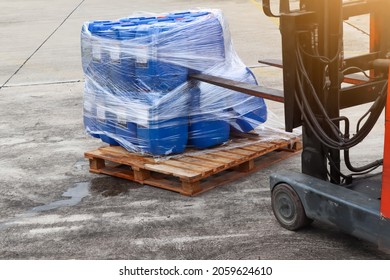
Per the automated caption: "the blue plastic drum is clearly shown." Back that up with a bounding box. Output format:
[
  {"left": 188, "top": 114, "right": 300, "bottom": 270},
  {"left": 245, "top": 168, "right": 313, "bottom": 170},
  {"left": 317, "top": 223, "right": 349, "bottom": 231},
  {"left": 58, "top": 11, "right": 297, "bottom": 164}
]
[
  {"left": 188, "top": 86, "right": 230, "bottom": 149},
  {"left": 137, "top": 88, "right": 189, "bottom": 155},
  {"left": 168, "top": 11, "right": 225, "bottom": 73},
  {"left": 88, "top": 21, "right": 121, "bottom": 145},
  {"left": 230, "top": 68, "right": 267, "bottom": 132},
  {"left": 137, "top": 117, "right": 188, "bottom": 155},
  {"left": 111, "top": 24, "right": 138, "bottom": 145},
  {"left": 132, "top": 22, "right": 188, "bottom": 93}
]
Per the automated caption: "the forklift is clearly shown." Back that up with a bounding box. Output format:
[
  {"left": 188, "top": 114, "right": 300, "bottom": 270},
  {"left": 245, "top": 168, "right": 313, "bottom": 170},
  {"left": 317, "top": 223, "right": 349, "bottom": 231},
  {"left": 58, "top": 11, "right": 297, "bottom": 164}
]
[{"left": 191, "top": 0, "right": 390, "bottom": 250}]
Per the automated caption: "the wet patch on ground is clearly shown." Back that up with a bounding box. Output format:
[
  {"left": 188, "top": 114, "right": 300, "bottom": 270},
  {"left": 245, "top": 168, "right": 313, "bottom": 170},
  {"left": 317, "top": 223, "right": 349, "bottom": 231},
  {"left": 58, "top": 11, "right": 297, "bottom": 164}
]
[{"left": 89, "top": 176, "right": 143, "bottom": 197}]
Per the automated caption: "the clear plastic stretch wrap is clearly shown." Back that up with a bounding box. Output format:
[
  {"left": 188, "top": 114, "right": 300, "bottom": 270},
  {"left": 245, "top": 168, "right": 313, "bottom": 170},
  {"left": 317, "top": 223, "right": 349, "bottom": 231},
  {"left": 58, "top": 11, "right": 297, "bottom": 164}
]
[{"left": 81, "top": 9, "right": 268, "bottom": 156}]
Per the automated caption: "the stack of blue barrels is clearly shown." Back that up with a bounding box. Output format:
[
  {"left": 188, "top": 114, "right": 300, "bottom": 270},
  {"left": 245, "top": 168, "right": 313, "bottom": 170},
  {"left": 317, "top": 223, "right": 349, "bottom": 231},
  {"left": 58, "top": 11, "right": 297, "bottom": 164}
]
[{"left": 81, "top": 10, "right": 267, "bottom": 156}]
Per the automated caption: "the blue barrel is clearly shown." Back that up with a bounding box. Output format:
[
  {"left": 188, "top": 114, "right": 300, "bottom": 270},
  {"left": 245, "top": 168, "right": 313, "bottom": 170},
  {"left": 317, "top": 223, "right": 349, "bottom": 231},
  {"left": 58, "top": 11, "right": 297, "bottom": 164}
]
[
  {"left": 132, "top": 22, "right": 188, "bottom": 93},
  {"left": 165, "top": 12, "right": 228, "bottom": 149},
  {"left": 137, "top": 88, "right": 189, "bottom": 155},
  {"left": 111, "top": 24, "right": 138, "bottom": 146},
  {"left": 168, "top": 11, "right": 225, "bottom": 73},
  {"left": 188, "top": 86, "right": 230, "bottom": 149},
  {"left": 230, "top": 68, "right": 267, "bottom": 132},
  {"left": 109, "top": 20, "right": 189, "bottom": 155},
  {"left": 111, "top": 24, "right": 138, "bottom": 94},
  {"left": 195, "top": 14, "right": 225, "bottom": 70},
  {"left": 155, "top": 23, "right": 189, "bottom": 92},
  {"left": 137, "top": 117, "right": 188, "bottom": 155},
  {"left": 82, "top": 21, "right": 112, "bottom": 139},
  {"left": 133, "top": 23, "right": 158, "bottom": 92},
  {"left": 88, "top": 21, "right": 120, "bottom": 145},
  {"left": 82, "top": 83, "right": 100, "bottom": 139},
  {"left": 93, "top": 94, "right": 118, "bottom": 145},
  {"left": 188, "top": 115, "right": 230, "bottom": 149},
  {"left": 81, "top": 23, "right": 103, "bottom": 139}
]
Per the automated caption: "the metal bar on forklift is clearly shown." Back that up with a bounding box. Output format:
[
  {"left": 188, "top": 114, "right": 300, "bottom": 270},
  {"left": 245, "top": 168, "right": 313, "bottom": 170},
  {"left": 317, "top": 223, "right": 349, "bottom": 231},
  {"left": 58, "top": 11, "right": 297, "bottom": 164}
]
[
  {"left": 189, "top": 73, "right": 285, "bottom": 103},
  {"left": 343, "top": 52, "right": 381, "bottom": 74},
  {"left": 258, "top": 59, "right": 283, "bottom": 69},
  {"left": 340, "top": 80, "right": 387, "bottom": 109},
  {"left": 343, "top": 0, "right": 379, "bottom": 19}
]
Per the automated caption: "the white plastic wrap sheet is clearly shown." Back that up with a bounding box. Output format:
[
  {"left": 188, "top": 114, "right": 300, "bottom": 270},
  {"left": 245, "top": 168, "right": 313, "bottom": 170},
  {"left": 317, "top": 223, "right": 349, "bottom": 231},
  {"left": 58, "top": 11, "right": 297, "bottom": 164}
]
[{"left": 81, "top": 9, "right": 289, "bottom": 156}]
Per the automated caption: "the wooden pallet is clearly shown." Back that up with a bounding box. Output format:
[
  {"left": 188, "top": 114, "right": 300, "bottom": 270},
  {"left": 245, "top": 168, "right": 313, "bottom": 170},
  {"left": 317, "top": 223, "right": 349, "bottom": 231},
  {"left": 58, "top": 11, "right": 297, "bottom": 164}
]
[{"left": 84, "top": 137, "right": 301, "bottom": 196}]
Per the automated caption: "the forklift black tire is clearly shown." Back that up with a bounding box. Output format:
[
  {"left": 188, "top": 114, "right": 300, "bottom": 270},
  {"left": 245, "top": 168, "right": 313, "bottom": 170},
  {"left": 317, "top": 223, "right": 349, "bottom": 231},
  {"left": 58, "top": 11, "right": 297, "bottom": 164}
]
[{"left": 271, "top": 183, "right": 312, "bottom": 231}]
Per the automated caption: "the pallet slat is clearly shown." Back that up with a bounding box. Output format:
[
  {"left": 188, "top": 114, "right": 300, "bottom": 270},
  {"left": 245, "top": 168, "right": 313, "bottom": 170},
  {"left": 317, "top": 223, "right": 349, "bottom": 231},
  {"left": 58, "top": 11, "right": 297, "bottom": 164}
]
[
  {"left": 85, "top": 137, "right": 301, "bottom": 196},
  {"left": 162, "top": 159, "right": 213, "bottom": 174},
  {"left": 144, "top": 163, "right": 201, "bottom": 179},
  {"left": 177, "top": 156, "right": 223, "bottom": 169},
  {"left": 189, "top": 154, "right": 232, "bottom": 164}
]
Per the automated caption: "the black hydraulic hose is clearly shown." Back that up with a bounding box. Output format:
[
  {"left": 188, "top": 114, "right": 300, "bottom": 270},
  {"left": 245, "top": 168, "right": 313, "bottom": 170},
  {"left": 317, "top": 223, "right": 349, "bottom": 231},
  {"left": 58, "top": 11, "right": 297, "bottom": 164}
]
[
  {"left": 295, "top": 30, "right": 388, "bottom": 149},
  {"left": 294, "top": 88, "right": 342, "bottom": 150},
  {"left": 344, "top": 149, "right": 383, "bottom": 172},
  {"left": 295, "top": 84, "right": 384, "bottom": 179},
  {"left": 295, "top": 46, "right": 388, "bottom": 150},
  {"left": 325, "top": 153, "right": 353, "bottom": 184},
  {"left": 301, "top": 74, "right": 386, "bottom": 150},
  {"left": 356, "top": 110, "right": 370, "bottom": 132},
  {"left": 296, "top": 45, "right": 343, "bottom": 138},
  {"left": 347, "top": 81, "right": 387, "bottom": 147},
  {"left": 293, "top": 33, "right": 387, "bottom": 181},
  {"left": 295, "top": 68, "right": 345, "bottom": 148}
]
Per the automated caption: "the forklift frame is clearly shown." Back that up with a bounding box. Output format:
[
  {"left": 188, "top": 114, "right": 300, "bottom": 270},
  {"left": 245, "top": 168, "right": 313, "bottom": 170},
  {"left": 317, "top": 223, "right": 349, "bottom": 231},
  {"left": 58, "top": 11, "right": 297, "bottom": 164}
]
[
  {"left": 190, "top": 0, "right": 390, "bottom": 250},
  {"left": 265, "top": 0, "right": 390, "bottom": 250}
]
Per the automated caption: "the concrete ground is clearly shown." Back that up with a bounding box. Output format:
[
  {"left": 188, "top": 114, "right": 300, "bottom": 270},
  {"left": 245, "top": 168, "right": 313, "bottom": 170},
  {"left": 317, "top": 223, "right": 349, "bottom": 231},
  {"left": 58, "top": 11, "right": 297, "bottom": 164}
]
[{"left": 0, "top": 0, "right": 389, "bottom": 259}]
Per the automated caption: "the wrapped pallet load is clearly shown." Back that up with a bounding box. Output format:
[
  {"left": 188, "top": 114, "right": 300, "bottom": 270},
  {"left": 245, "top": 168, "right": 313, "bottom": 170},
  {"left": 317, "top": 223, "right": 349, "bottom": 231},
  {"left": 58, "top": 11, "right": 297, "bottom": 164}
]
[{"left": 81, "top": 9, "right": 267, "bottom": 156}]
